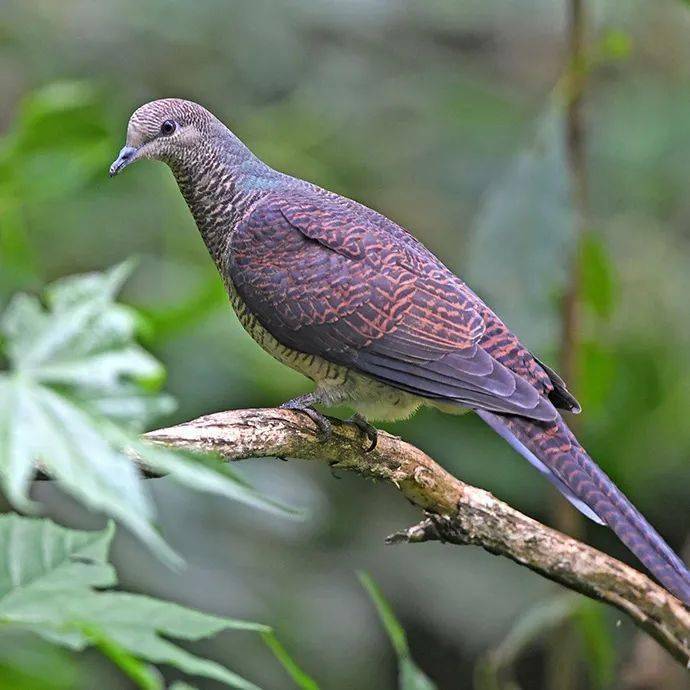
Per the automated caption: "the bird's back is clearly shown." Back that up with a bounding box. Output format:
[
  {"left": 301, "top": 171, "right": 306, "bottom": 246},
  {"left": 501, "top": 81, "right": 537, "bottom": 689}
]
[{"left": 231, "top": 172, "right": 573, "bottom": 412}]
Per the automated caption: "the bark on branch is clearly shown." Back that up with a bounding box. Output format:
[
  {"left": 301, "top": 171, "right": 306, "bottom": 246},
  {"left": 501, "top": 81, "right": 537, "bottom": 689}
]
[{"left": 144, "top": 407, "right": 690, "bottom": 666}]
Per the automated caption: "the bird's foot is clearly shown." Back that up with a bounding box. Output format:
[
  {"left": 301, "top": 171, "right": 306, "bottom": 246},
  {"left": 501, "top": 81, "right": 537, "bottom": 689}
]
[
  {"left": 346, "top": 413, "right": 378, "bottom": 452},
  {"left": 280, "top": 400, "right": 332, "bottom": 442}
]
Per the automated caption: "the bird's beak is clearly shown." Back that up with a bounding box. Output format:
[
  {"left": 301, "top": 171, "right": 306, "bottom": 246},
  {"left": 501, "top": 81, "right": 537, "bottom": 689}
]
[{"left": 109, "top": 145, "right": 139, "bottom": 177}]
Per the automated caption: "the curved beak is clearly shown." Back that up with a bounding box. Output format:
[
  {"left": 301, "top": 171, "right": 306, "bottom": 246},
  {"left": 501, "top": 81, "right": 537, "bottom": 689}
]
[{"left": 109, "top": 146, "right": 138, "bottom": 177}]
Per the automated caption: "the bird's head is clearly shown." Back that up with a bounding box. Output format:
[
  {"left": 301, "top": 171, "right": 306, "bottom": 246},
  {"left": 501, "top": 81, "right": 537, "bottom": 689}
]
[{"left": 109, "top": 98, "right": 218, "bottom": 177}]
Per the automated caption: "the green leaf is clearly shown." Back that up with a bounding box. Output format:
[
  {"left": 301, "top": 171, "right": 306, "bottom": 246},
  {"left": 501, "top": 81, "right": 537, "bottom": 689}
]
[
  {"left": 0, "top": 203, "right": 40, "bottom": 298},
  {"left": 0, "top": 515, "right": 266, "bottom": 689},
  {"left": 597, "top": 30, "right": 632, "bottom": 62},
  {"left": 574, "top": 601, "right": 615, "bottom": 690},
  {"left": 81, "top": 624, "right": 162, "bottom": 690},
  {"left": 0, "top": 630, "right": 81, "bottom": 690},
  {"left": 0, "top": 263, "right": 297, "bottom": 564},
  {"left": 1, "top": 260, "right": 171, "bottom": 429},
  {"left": 475, "top": 594, "right": 578, "bottom": 689},
  {"left": 0, "top": 81, "right": 113, "bottom": 203},
  {"left": 577, "top": 341, "right": 617, "bottom": 414},
  {"left": 51, "top": 594, "right": 265, "bottom": 688},
  {"left": 580, "top": 232, "right": 617, "bottom": 318},
  {"left": 0, "top": 81, "right": 116, "bottom": 299},
  {"left": 93, "top": 405, "right": 300, "bottom": 518},
  {"left": 262, "top": 631, "right": 320, "bottom": 690},
  {"left": 358, "top": 572, "right": 436, "bottom": 690},
  {"left": 492, "top": 595, "right": 576, "bottom": 668}
]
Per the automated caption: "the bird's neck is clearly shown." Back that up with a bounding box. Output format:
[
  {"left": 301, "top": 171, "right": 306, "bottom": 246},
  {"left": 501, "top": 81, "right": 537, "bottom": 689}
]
[{"left": 170, "top": 135, "right": 274, "bottom": 266}]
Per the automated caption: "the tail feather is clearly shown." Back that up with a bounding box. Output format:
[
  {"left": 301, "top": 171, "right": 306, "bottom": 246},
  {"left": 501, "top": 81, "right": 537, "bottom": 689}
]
[
  {"left": 478, "top": 409, "right": 604, "bottom": 524},
  {"left": 476, "top": 409, "right": 690, "bottom": 605}
]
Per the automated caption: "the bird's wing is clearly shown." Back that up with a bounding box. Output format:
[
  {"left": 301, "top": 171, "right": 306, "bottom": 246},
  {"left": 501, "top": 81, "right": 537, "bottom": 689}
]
[
  {"left": 229, "top": 194, "right": 560, "bottom": 421},
  {"left": 228, "top": 194, "right": 690, "bottom": 602}
]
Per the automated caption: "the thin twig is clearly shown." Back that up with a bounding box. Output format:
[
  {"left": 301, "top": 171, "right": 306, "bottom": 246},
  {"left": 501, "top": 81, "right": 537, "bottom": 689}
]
[{"left": 142, "top": 407, "right": 690, "bottom": 667}]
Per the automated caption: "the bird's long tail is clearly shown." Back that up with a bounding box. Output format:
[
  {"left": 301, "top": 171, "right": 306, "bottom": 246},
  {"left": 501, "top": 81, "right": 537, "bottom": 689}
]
[{"left": 476, "top": 409, "right": 690, "bottom": 605}]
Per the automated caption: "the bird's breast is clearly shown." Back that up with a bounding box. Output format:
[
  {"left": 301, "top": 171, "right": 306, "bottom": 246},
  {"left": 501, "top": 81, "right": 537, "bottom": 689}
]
[{"left": 222, "top": 274, "right": 348, "bottom": 384}]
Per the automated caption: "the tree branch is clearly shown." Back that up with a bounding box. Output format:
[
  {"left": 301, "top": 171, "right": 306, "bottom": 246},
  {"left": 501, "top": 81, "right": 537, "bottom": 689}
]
[{"left": 144, "top": 407, "right": 690, "bottom": 666}]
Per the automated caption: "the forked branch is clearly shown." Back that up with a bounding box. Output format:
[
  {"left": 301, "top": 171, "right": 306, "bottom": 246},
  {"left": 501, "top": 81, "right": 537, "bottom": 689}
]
[{"left": 144, "top": 408, "right": 690, "bottom": 666}]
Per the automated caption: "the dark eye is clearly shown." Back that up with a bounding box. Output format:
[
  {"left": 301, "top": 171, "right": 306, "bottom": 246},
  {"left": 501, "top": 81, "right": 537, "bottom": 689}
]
[{"left": 160, "top": 119, "right": 177, "bottom": 136}]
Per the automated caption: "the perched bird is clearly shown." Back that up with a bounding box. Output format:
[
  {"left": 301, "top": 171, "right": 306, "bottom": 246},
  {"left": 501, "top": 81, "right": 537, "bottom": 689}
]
[{"left": 110, "top": 98, "right": 690, "bottom": 605}]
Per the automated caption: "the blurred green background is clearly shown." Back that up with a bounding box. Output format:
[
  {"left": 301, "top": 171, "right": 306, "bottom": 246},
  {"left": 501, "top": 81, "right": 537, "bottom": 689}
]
[{"left": 1, "top": 1, "right": 689, "bottom": 688}]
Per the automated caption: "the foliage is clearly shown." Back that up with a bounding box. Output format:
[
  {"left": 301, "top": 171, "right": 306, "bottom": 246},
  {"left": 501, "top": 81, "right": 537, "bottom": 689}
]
[
  {"left": 0, "top": 262, "right": 295, "bottom": 564},
  {"left": 0, "top": 629, "right": 82, "bottom": 690},
  {"left": 0, "top": 81, "right": 114, "bottom": 297},
  {"left": 261, "top": 631, "right": 320, "bottom": 690},
  {"left": 358, "top": 572, "right": 437, "bottom": 690},
  {"left": 475, "top": 594, "right": 615, "bottom": 690},
  {"left": 0, "top": 515, "right": 268, "bottom": 689}
]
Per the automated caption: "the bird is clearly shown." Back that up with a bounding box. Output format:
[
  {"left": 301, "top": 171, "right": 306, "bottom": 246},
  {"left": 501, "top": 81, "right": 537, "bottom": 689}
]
[{"left": 110, "top": 98, "right": 690, "bottom": 605}]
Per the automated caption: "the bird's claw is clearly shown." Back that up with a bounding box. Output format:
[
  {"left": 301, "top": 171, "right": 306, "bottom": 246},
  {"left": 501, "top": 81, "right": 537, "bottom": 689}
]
[
  {"left": 280, "top": 402, "right": 332, "bottom": 442},
  {"left": 347, "top": 413, "right": 378, "bottom": 452}
]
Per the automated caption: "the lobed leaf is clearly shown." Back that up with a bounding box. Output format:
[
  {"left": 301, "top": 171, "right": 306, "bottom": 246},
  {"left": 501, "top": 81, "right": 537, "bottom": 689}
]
[
  {"left": 0, "top": 264, "right": 297, "bottom": 564},
  {"left": 0, "top": 516, "right": 266, "bottom": 689}
]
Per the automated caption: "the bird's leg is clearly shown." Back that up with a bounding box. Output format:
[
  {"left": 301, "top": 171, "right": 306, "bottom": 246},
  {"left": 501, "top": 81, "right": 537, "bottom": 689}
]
[
  {"left": 279, "top": 391, "right": 377, "bottom": 451},
  {"left": 345, "top": 413, "right": 378, "bottom": 452},
  {"left": 280, "top": 393, "right": 332, "bottom": 441}
]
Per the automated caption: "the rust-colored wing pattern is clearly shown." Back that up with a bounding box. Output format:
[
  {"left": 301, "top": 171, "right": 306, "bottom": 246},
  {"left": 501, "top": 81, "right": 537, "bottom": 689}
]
[
  {"left": 229, "top": 194, "right": 558, "bottom": 421},
  {"left": 228, "top": 191, "right": 690, "bottom": 605}
]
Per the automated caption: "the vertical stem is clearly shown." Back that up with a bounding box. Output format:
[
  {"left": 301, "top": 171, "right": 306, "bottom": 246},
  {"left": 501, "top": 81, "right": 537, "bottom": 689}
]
[
  {"left": 547, "top": 1, "right": 588, "bottom": 689},
  {"left": 553, "top": 0, "right": 588, "bottom": 542},
  {"left": 560, "top": 0, "right": 588, "bottom": 392}
]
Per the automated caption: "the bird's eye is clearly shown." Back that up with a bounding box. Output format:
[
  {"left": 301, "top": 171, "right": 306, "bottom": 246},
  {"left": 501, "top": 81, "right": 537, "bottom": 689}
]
[{"left": 160, "top": 119, "right": 177, "bottom": 136}]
